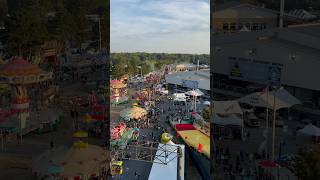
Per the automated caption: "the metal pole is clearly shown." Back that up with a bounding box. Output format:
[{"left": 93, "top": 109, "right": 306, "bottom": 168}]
[{"left": 272, "top": 89, "right": 276, "bottom": 160}]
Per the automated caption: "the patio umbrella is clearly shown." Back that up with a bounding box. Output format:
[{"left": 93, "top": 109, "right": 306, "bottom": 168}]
[
  {"left": 238, "top": 87, "right": 301, "bottom": 110},
  {"left": 185, "top": 89, "right": 204, "bottom": 97},
  {"left": 298, "top": 124, "right": 320, "bottom": 136},
  {"left": 203, "top": 101, "right": 210, "bottom": 106}
]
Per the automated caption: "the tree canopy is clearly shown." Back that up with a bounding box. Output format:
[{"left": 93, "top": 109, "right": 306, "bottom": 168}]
[{"left": 110, "top": 52, "right": 209, "bottom": 79}]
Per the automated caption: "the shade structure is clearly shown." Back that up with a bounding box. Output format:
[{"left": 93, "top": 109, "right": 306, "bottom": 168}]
[
  {"left": 203, "top": 101, "right": 211, "bottom": 106},
  {"left": 0, "top": 57, "right": 40, "bottom": 77},
  {"left": 238, "top": 87, "right": 301, "bottom": 110},
  {"left": 119, "top": 106, "right": 147, "bottom": 120},
  {"left": 259, "top": 160, "right": 278, "bottom": 168},
  {"left": 73, "top": 131, "right": 88, "bottom": 138},
  {"left": 213, "top": 100, "right": 243, "bottom": 114},
  {"left": 175, "top": 124, "right": 195, "bottom": 131},
  {"left": 212, "top": 114, "right": 243, "bottom": 126},
  {"left": 185, "top": 89, "right": 204, "bottom": 97},
  {"left": 177, "top": 130, "right": 210, "bottom": 158},
  {"left": 298, "top": 124, "right": 320, "bottom": 136}
]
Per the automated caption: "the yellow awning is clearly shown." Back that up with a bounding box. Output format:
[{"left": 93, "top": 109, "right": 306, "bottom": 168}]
[{"left": 178, "top": 130, "right": 210, "bottom": 158}]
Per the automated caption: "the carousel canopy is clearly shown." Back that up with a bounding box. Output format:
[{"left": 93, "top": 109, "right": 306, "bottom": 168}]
[
  {"left": 0, "top": 57, "right": 41, "bottom": 77},
  {"left": 120, "top": 106, "right": 147, "bottom": 120},
  {"left": 111, "top": 79, "right": 126, "bottom": 89}
]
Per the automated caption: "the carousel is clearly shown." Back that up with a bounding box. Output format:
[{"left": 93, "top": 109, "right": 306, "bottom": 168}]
[
  {"left": 0, "top": 57, "right": 52, "bottom": 134},
  {"left": 110, "top": 79, "right": 128, "bottom": 105},
  {"left": 119, "top": 103, "right": 147, "bottom": 121}
]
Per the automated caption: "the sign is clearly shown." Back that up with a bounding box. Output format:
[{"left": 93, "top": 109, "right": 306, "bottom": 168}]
[
  {"left": 228, "top": 57, "right": 283, "bottom": 86},
  {"left": 182, "top": 80, "right": 198, "bottom": 89}
]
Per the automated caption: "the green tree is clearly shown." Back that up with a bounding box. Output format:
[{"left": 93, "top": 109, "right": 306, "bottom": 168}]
[
  {"left": 293, "top": 147, "right": 320, "bottom": 180},
  {"left": 5, "top": 0, "right": 49, "bottom": 57},
  {"left": 202, "top": 106, "right": 211, "bottom": 122},
  {"left": 0, "top": 0, "right": 8, "bottom": 22}
]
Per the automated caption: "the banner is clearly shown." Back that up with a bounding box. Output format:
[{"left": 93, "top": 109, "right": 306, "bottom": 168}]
[{"left": 228, "top": 57, "right": 283, "bottom": 86}]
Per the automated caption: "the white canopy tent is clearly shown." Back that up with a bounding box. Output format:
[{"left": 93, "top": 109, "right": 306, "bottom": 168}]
[
  {"left": 203, "top": 101, "right": 211, "bottom": 106},
  {"left": 213, "top": 100, "right": 244, "bottom": 137},
  {"left": 238, "top": 88, "right": 301, "bottom": 110},
  {"left": 212, "top": 114, "right": 243, "bottom": 126},
  {"left": 298, "top": 124, "right": 320, "bottom": 136},
  {"left": 213, "top": 100, "right": 243, "bottom": 114},
  {"left": 173, "top": 93, "right": 186, "bottom": 102}
]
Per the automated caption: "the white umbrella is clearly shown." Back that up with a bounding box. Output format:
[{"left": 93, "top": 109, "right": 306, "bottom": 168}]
[
  {"left": 298, "top": 124, "right": 320, "bottom": 136},
  {"left": 238, "top": 87, "right": 301, "bottom": 110},
  {"left": 185, "top": 89, "right": 204, "bottom": 97},
  {"left": 203, "top": 101, "right": 210, "bottom": 106}
]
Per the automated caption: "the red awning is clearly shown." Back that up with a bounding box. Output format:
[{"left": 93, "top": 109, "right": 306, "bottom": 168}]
[{"left": 175, "top": 124, "right": 195, "bottom": 131}]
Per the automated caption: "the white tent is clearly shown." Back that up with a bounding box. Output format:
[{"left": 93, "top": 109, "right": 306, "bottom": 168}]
[
  {"left": 203, "top": 101, "right": 211, "bottom": 106},
  {"left": 212, "top": 114, "right": 243, "bottom": 126},
  {"left": 213, "top": 100, "right": 243, "bottom": 114},
  {"left": 185, "top": 89, "right": 204, "bottom": 97},
  {"left": 238, "top": 87, "right": 301, "bottom": 110},
  {"left": 173, "top": 93, "right": 186, "bottom": 102},
  {"left": 298, "top": 124, "right": 320, "bottom": 136}
]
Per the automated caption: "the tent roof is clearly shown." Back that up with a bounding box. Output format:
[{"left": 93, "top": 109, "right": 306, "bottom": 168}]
[
  {"left": 212, "top": 114, "right": 243, "bottom": 126},
  {"left": 298, "top": 123, "right": 320, "bottom": 136},
  {"left": 238, "top": 88, "right": 301, "bottom": 110},
  {"left": 214, "top": 100, "right": 243, "bottom": 114}
]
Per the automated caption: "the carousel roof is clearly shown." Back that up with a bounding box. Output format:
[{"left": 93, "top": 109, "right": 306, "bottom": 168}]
[
  {"left": 111, "top": 79, "right": 126, "bottom": 89},
  {"left": 0, "top": 57, "right": 41, "bottom": 77},
  {"left": 120, "top": 106, "right": 147, "bottom": 120}
]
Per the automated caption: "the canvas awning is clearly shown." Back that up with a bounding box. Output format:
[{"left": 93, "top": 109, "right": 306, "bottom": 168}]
[
  {"left": 238, "top": 87, "right": 301, "bottom": 110},
  {"left": 213, "top": 100, "right": 243, "bottom": 114}
]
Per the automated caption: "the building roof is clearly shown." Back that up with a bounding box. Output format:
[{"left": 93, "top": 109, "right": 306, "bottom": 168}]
[
  {"left": 213, "top": 2, "right": 278, "bottom": 19},
  {"left": 165, "top": 70, "right": 210, "bottom": 91}
]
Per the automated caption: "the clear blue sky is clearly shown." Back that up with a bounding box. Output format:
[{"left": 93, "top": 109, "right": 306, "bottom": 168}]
[{"left": 111, "top": 0, "right": 210, "bottom": 54}]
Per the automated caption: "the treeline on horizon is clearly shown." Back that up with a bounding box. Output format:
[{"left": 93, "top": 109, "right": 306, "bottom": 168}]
[
  {"left": 0, "top": 0, "right": 108, "bottom": 58},
  {"left": 110, "top": 52, "right": 209, "bottom": 79}
]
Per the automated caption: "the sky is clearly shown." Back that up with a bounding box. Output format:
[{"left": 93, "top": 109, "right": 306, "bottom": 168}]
[{"left": 111, "top": 0, "right": 210, "bottom": 54}]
